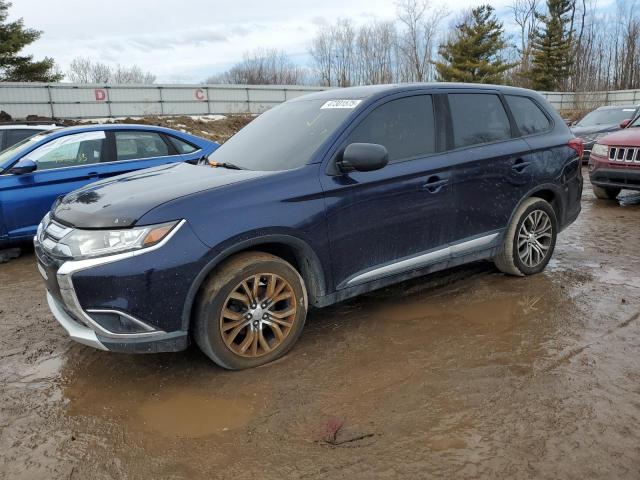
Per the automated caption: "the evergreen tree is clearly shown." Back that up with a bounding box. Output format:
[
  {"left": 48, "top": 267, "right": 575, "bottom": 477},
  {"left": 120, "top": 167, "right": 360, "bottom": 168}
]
[
  {"left": 528, "top": 0, "right": 573, "bottom": 91},
  {"left": 435, "top": 5, "right": 514, "bottom": 84},
  {"left": 0, "top": 0, "right": 62, "bottom": 82}
]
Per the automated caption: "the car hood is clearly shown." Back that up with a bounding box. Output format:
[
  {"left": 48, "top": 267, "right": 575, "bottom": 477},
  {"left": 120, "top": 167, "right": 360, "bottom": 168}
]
[
  {"left": 53, "top": 162, "right": 271, "bottom": 228},
  {"left": 570, "top": 124, "right": 619, "bottom": 136},
  {"left": 597, "top": 128, "right": 640, "bottom": 147}
]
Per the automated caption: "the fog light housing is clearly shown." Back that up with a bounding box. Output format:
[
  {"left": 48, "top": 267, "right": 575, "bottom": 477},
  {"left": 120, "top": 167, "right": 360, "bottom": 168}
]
[{"left": 87, "top": 310, "right": 157, "bottom": 334}]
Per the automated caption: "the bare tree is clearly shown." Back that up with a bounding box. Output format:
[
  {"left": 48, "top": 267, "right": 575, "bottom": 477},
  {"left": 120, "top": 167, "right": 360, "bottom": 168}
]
[
  {"left": 356, "top": 21, "right": 397, "bottom": 85},
  {"left": 510, "top": 0, "right": 540, "bottom": 77},
  {"left": 309, "top": 27, "right": 334, "bottom": 86},
  {"left": 569, "top": 0, "right": 640, "bottom": 93},
  {"left": 332, "top": 20, "right": 356, "bottom": 87},
  {"left": 205, "top": 49, "right": 305, "bottom": 85},
  {"left": 67, "top": 57, "right": 110, "bottom": 83},
  {"left": 67, "top": 57, "right": 155, "bottom": 84},
  {"left": 111, "top": 64, "right": 156, "bottom": 84},
  {"left": 396, "top": 0, "right": 448, "bottom": 82}
]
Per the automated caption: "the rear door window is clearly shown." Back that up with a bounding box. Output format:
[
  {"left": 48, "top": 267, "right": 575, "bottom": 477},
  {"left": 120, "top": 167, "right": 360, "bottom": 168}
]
[
  {"left": 346, "top": 95, "right": 436, "bottom": 163},
  {"left": 114, "top": 131, "right": 170, "bottom": 161},
  {"left": 505, "top": 95, "right": 551, "bottom": 135},
  {"left": 448, "top": 93, "right": 512, "bottom": 149}
]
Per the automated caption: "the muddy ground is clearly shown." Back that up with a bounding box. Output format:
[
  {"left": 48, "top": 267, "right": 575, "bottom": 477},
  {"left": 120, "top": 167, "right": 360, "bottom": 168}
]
[{"left": 1, "top": 177, "right": 639, "bottom": 479}]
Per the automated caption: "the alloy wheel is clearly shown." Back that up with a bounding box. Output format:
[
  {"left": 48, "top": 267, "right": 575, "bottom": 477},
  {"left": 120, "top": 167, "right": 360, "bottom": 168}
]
[
  {"left": 219, "top": 273, "right": 297, "bottom": 358},
  {"left": 517, "top": 209, "right": 553, "bottom": 268}
]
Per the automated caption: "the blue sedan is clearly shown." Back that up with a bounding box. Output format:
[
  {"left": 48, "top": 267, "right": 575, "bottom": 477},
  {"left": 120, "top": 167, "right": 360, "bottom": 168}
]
[{"left": 0, "top": 124, "right": 218, "bottom": 246}]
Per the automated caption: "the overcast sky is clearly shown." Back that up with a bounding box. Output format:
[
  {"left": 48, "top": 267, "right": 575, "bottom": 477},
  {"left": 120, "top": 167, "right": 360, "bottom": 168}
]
[{"left": 12, "top": 0, "right": 539, "bottom": 84}]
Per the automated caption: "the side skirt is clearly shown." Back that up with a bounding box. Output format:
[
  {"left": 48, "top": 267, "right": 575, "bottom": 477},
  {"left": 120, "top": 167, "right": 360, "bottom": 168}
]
[{"left": 314, "top": 232, "right": 502, "bottom": 308}]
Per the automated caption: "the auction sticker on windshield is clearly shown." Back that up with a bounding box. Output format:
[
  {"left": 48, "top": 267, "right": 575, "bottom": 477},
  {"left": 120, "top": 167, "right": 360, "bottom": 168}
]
[{"left": 321, "top": 100, "right": 362, "bottom": 109}]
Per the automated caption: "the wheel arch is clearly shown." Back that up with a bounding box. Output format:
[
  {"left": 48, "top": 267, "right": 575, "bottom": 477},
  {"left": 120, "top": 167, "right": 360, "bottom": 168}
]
[
  {"left": 181, "top": 234, "right": 327, "bottom": 331},
  {"left": 508, "top": 184, "right": 565, "bottom": 231}
]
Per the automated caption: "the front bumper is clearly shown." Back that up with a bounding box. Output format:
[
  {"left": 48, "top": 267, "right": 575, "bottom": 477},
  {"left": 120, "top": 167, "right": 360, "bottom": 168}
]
[
  {"left": 589, "top": 154, "right": 640, "bottom": 191},
  {"left": 35, "top": 219, "right": 210, "bottom": 353},
  {"left": 47, "top": 291, "right": 107, "bottom": 350}
]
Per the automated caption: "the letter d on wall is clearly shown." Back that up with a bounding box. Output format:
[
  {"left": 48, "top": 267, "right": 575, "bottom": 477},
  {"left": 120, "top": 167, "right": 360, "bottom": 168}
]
[{"left": 94, "top": 89, "right": 107, "bottom": 101}]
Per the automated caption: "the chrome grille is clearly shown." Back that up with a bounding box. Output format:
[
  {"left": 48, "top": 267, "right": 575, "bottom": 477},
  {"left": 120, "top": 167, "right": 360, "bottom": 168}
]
[
  {"left": 45, "top": 220, "right": 72, "bottom": 240},
  {"left": 37, "top": 216, "right": 73, "bottom": 257},
  {"left": 609, "top": 146, "right": 640, "bottom": 163}
]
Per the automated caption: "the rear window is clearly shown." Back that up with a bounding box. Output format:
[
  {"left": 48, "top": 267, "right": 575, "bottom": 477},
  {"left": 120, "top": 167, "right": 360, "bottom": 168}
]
[
  {"left": 505, "top": 95, "right": 551, "bottom": 135},
  {"left": 346, "top": 95, "right": 436, "bottom": 163},
  {"left": 449, "top": 94, "right": 512, "bottom": 149},
  {"left": 6, "top": 128, "right": 40, "bottom": 147}
]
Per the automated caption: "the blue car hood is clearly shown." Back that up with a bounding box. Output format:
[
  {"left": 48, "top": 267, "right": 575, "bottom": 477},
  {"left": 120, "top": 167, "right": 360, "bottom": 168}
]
[{"left": 53, "top": 162, "right": 270, "bottom": 228}]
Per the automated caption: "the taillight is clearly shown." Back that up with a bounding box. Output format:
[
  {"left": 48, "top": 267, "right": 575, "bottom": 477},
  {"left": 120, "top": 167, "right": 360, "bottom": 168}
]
[{"left": 568, "top": 137, "right": 584, "bottom": 159}]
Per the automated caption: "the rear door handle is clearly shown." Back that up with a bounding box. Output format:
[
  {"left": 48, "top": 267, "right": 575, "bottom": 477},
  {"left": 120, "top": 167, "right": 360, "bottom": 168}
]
[
  {"left": 511, "top": 158, "right": 531, "bottom": 173},
  {"left": 87, "top": 171, "right": 99, "bottom": 178},
  {"left": 422, "top": 176, "right": 449, "bottom": 193}
]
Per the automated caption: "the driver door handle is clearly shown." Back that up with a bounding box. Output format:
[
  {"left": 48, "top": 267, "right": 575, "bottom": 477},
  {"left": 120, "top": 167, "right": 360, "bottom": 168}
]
[
  {"left": 422, "top": 176, "right": 449, "bottom": 193},
  {"left": 511, "top": 158, "right": 531, "bottom": 173}
]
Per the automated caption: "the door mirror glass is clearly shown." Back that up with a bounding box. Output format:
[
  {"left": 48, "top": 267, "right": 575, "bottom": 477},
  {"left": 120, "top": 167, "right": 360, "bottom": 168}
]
[
  {"left": 9, "top": 158, "right": 37, "bottom": 175},
  {"left": 620, "top": 118, "right": 631, "bottom": 129},
  {"left": 339, "top": 143, "right": 388, "bottom": 173}
]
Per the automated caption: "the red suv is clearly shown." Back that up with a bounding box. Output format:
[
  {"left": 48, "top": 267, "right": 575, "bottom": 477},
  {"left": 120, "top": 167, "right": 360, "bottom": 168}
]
[{"left": 589, "top": 114, "right": 640, "bottom": 199}]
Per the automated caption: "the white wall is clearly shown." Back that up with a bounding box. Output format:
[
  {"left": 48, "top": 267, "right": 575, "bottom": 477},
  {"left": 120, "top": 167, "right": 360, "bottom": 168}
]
[{"left": 0, "top": 82, "right": 638, "bottom": 119}]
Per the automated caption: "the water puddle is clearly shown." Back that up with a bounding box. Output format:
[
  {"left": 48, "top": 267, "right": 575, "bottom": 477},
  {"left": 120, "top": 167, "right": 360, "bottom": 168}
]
[{"left": 136, "top": 390, "right": 253, "bottom": 438}]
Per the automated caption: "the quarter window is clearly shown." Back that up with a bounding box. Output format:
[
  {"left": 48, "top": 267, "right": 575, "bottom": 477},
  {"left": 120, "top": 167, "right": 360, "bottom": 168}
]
[
  {"left": 24, "top": 131, "right": 106, "bottom": 170},
  {"left": 114, "top": 131, "right": 169, "bottom": 161},
  {"left": 505, "top": 95, "right": 551, "bottom": 135},
  {"left": 449, "top": 94, "right": 512, "bottom": 148},
  {"left": 168, "top": 135, "right": 198, "bottom": 154},
  {"left": 346, "top": 95, "right": 436, "bottom": 163}
]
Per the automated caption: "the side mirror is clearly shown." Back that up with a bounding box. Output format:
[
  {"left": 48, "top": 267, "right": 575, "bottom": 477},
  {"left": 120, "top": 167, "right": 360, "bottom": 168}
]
[
  {"left": 338, "top": 143, "right": 389, "bottom": 173},
  {"left": 620, "top": 119, "right": 631, "bottom": 129},
  {"left": 9, "top": 158, "right": 37, "bottom": 175}
]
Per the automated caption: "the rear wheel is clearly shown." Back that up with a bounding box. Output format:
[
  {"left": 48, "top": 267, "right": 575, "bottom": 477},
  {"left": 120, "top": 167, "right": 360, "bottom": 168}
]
[
  {"left": 193, "top": 252, "right": 307, "bottom": 369},
  {"left": 494, "top": 198, "right": 557, "bottom": 276},
  {"left": 592, "top": 185, "right": 620, "bottom": 200}
]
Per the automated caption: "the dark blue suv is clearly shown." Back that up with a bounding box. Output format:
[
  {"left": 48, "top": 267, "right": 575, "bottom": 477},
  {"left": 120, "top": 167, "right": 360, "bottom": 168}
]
[{"left": 34, "top": 84, "right": 583, "bottom": 369}]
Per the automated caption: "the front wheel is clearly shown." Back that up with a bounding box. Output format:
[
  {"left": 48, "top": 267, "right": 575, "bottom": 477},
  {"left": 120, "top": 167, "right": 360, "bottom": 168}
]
[
  {"left": 193, "top": 252, "right": 308, "bottom": 370},
  {"left": 592, "top": 185, "right": 620, "bottom": 200},
  {"left": 494, "top": 198, "right": 558, "bottom": 276}
]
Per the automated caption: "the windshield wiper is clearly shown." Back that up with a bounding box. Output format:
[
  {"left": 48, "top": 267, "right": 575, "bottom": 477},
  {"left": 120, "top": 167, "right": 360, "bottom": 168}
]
[{"left": 209, "top": 161, "right": 244, "bottom": 170}]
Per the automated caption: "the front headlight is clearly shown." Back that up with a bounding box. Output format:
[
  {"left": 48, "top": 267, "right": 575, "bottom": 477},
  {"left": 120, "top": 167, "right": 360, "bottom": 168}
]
[
  {"left": 57, "top": 221, "right": 180, "bottom": 259},
  {"left": 36, "top": 212, "right": 51, "bottom": 240},
  {"left": 592, "top": 143, "right": 609, "bottom": 157}
]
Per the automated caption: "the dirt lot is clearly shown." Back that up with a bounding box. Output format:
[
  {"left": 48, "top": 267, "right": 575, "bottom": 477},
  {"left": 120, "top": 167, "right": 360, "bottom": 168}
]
[{"left": 1, "top": 176, "right": 639, "bottom": 479}]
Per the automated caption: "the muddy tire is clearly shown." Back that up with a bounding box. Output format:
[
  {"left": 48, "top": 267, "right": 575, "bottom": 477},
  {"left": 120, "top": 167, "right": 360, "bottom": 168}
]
[
  {"left": 494, "top": 198, "right": 557, "bottom": 276},
  {"left": 592, "top": 185, "right": 620, "bottom": 200},
  {"left": 193, "top": 251, "right": 307, "bottom": 370}
]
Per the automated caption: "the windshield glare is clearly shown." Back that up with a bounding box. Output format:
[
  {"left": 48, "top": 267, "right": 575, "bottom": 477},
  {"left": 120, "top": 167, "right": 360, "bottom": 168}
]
[
  {"left": 0, "top": 131, "right": 54, "bottom": 171},
  {"left": 577, "top": 108, "right": 636, "bottom": 127},
  {"left": 208, "top": 99, "right": 359, "bottom": 171}
]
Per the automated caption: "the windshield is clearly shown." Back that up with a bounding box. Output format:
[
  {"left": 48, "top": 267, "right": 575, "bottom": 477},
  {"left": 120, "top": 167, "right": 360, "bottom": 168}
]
[
  {"left": 630, "top": 114, "right": 640, "bottom": 127},
  {"left": 0, "top": 131, "right": 56, "bottom": 171},
  {"left": 208, "top": 99, "right": 360, "bottom": 171},
  {"left": 576, "top": 108, "right": 637, "bottom": 127}
]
